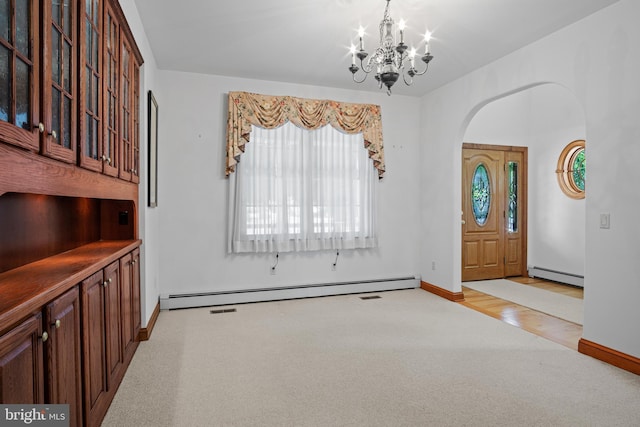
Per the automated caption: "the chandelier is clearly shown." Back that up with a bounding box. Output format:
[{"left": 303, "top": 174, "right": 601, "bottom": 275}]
[{"left": 348, "top": 0, "right": 434, "bottom": 95}]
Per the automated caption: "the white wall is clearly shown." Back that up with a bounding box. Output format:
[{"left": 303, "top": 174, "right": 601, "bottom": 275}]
[
  {"left": 464, "top": 84, "right": 586, "bottom": 278},
  {"left": 420, "top": 0, "right": 640, "bottom": 358},
  {"left": 154, "top": 72, "right": 422, "bottom": 297},
  {"left": 119, "top": 0, "right": 160, "bottom": 327}
]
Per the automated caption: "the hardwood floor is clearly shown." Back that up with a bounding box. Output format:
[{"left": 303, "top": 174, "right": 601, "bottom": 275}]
[{"left": 459, "top": 277, "right": 583, "bottom": 350}]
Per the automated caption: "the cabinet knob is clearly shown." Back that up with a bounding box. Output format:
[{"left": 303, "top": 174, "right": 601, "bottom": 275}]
[
  {"left": 49, "top": 130, "right": 57, "bottom": 139},
  {"left": 54, "top": 319, "right": 61, "bottom": 329},
  {"left": 131, "top": 260, "right": 136, "bottom": 265},
  {"left": 41, "top": 331, "right": 49, "bottom": 342},
  {"left": 107, "top": 157, "right": 112, "bottom": 164},
  {"left": 102, "top": 154, "right": 107, "bottom": 161},
  {"left": 34, "top": 123, "right": 45, "bottom": 133},
  {"left": 102, "top": 281, "right": 108, "bottom": 287},
  {"left": 108, "top": 277, "right": 112, "bottom": 283}
]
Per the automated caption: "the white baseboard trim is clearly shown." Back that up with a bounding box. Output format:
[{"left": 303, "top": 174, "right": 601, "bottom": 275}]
[
  {"left": 528, "top": 266, "right": 584, "bottom": 287},
  {"left": 160, "top": 275, "right": 420, "bottom": 310}
]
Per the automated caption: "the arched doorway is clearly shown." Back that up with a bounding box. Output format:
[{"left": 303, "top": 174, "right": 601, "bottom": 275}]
[{"left": 461, "top": 84, "right": 586, "bottom": 283}]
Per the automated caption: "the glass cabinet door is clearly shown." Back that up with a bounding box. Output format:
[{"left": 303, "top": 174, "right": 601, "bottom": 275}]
[
  {"left": 79, "top": 0, "right": 103, "bottom": 172},
  {"left": 0, "top": 0, "right": 40, "bottom": 151},
  {"left": 42, "top": 0, "right": 77, "bottom": 163},
  {"left": 102, "top": 1, "right": 118, "bottom": 177},
  {"left": 119, "top": 37, "right": 131, "bottom": 181}
]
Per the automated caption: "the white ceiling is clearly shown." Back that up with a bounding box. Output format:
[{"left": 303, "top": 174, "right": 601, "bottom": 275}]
[{"left": 133, "top": 0, "right": 618, "bottom": 97}]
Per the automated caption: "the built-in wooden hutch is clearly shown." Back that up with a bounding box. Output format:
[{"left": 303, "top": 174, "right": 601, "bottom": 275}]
[{"left": 0, "top": 1, "right": 143, "bottom": 426}]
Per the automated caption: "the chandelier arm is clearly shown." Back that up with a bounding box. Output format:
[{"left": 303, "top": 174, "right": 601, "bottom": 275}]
[
  {"left": 411, "top": 62, "right": 430, "bottom": 76},
  {"left": 360, "top": 57, "right": 375, "bottom": 74},
  {"left": 401, "top": 70, "right": 414, "bottom": 86},
  {"left": 352, "top": 72, "right": 368, "bottom": 84}
]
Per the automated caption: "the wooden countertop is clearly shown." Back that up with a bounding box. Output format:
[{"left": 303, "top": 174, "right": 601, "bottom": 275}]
[{"left": 0, "top": 239, "right": 141, "bottom": 334}]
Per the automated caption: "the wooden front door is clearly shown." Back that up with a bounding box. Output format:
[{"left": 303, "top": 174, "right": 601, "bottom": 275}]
[{"left": 462, "top": 144, "right": 527, "bottom": 281}]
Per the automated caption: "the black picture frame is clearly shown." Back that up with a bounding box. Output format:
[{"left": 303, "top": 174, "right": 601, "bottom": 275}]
[{"left": 148, "top": 90, "right": 158, "bottom": 207}]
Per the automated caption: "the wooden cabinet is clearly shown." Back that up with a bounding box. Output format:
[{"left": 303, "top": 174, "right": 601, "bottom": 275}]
[
  {"left": 120, "top": 252, "right": 134, "bottom": 362},
  {"left": 81, "top": 269, "right": 106, "bottom": 425},
  {"left": 0, "top": 239, "right": 140, "bottom": 427},
  {"left": 78, "top": 0, "right": 142, "bottom": 180},
  {"left": 82, "top": 260, "right": 123, "bottom": 427},
  {"left": 0, "top": 0, "right": 143, "bottom": 423},
  {"left": 45, "top": 286, "right": 83, "bottom": 427},
  {"left": 81, "top": 250, "right": 139, "bottom": 427},
  {"left": 0, "top": 288, "right": 82, "bottom": 427},
  {"left": 120, "top": 247, "right": 141, "bottom": 363},
  {"left": 0, "top": 0, "right": 78, "bottom": 160},
  {"left": 131, "top": 248, "right": 141, "bottom": 343},
  {"left": 0, "top": 313, "right": 45, "bottom": 404},
  {"left": 1, "top": 0, "right": 142, "bottom": 180},
  {"left": 104, "top": 260, "right": 124, "bottom": 385}
]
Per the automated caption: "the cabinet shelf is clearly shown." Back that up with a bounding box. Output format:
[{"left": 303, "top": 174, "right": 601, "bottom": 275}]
[{"left": 0, "top": 239, "right": 141, "bottom": 335}]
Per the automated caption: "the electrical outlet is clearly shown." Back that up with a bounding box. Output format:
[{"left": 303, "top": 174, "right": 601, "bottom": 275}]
[{"left": 431, "top": 261, "right": 436, "bottom": 270}]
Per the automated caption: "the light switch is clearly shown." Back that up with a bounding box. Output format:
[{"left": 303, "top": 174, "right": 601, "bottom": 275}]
[{"left": 600, "top": 213, "right": 610, "bottom": 229}]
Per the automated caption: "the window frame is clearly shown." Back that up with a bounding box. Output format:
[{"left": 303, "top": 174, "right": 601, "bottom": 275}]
[{"left": 556, "top": 139, "right": 585, "bottom": 199}]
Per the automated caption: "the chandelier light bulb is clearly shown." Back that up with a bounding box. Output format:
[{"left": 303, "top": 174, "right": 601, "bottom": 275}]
[
  {"left": 357, "top": 26, "right": 365, "bottom": 50},
  {"left": 399, "top": 19, "right": 406, "bottom": 44},
  {"left": 424, "top": 30, "right": 432, "bottom": 54},
  {"left": 409, "top": 47, "right": 417, "bottom": 68}
]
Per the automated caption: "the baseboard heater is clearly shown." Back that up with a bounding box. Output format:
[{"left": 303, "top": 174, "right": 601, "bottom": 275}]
[
  {"left": 160, "top": 275, "right": 420, "bottom": 310},
  {"left": 528, "top": 266, "right": 584, "bottom": 287}
]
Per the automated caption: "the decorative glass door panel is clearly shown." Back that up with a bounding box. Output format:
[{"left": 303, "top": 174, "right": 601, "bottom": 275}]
[
  {"left": 119, "top": 38, "right": 131, "bottom": 181},
  {"left": 471, "top": 163, "right": 491, "bottom": 226},
  {"left": 102, "top": 2, "right": 118, "bottom": 177},
  {"left": 504, "top": 151, "right": 525, "bottom": 277},
  {"left": 0, "top": 0, "right": 39, "bottom": 151},
  {"left": 79, "top": 0, "right": 103, "bottom": 172},
  {"left": 507, "top": 161, "right": 518, "bottom": 233},
  {"left": 43, "top": 0, "right": 76, "bottom": 163},
  {"left": 131, "top": 64, "right": 139, "bottom": 183}
]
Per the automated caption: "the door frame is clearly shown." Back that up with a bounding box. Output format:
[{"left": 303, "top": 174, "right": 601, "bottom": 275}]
[{"left": 462, "top": 142, "right": 528, "bottom": 280}]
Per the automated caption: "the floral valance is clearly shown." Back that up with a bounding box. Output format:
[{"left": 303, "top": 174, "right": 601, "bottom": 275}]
[{"left": 226, "top": 91, "right": 385, "bottom": 178}]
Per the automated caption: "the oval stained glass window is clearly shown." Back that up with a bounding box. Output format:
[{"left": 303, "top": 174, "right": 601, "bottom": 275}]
[
  {"left": 571, "top": 148, "right": 585, "bottom": 191},
  {"left": 472, "top": 164, "right": 491, "bottom": 226}
]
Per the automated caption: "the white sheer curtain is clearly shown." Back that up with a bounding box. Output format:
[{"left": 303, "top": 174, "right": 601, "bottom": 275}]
[{"left": 228, "top": 122, "right": 378, "bottom": 253}]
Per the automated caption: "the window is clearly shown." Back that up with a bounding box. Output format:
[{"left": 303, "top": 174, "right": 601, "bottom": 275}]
[
  {"left": 471, "top": 163, "right": 491, "bottom": 226},
  {"left": 556, "top": 140, "right": 585, "bottom": 199},
  {"left": 507, "top": 161, "right": 518, "bottom": 233},
  {"left": 228, "top": 122, "right": 378, "bottom": 253}
]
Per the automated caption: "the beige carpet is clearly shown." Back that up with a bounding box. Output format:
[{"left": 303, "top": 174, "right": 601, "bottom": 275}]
[
  {"left": 103, "top": 289, "right": 639, "bottom": 426},
  {"left": 463, "top": 279, "right": 583, "bottom": 324}
]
